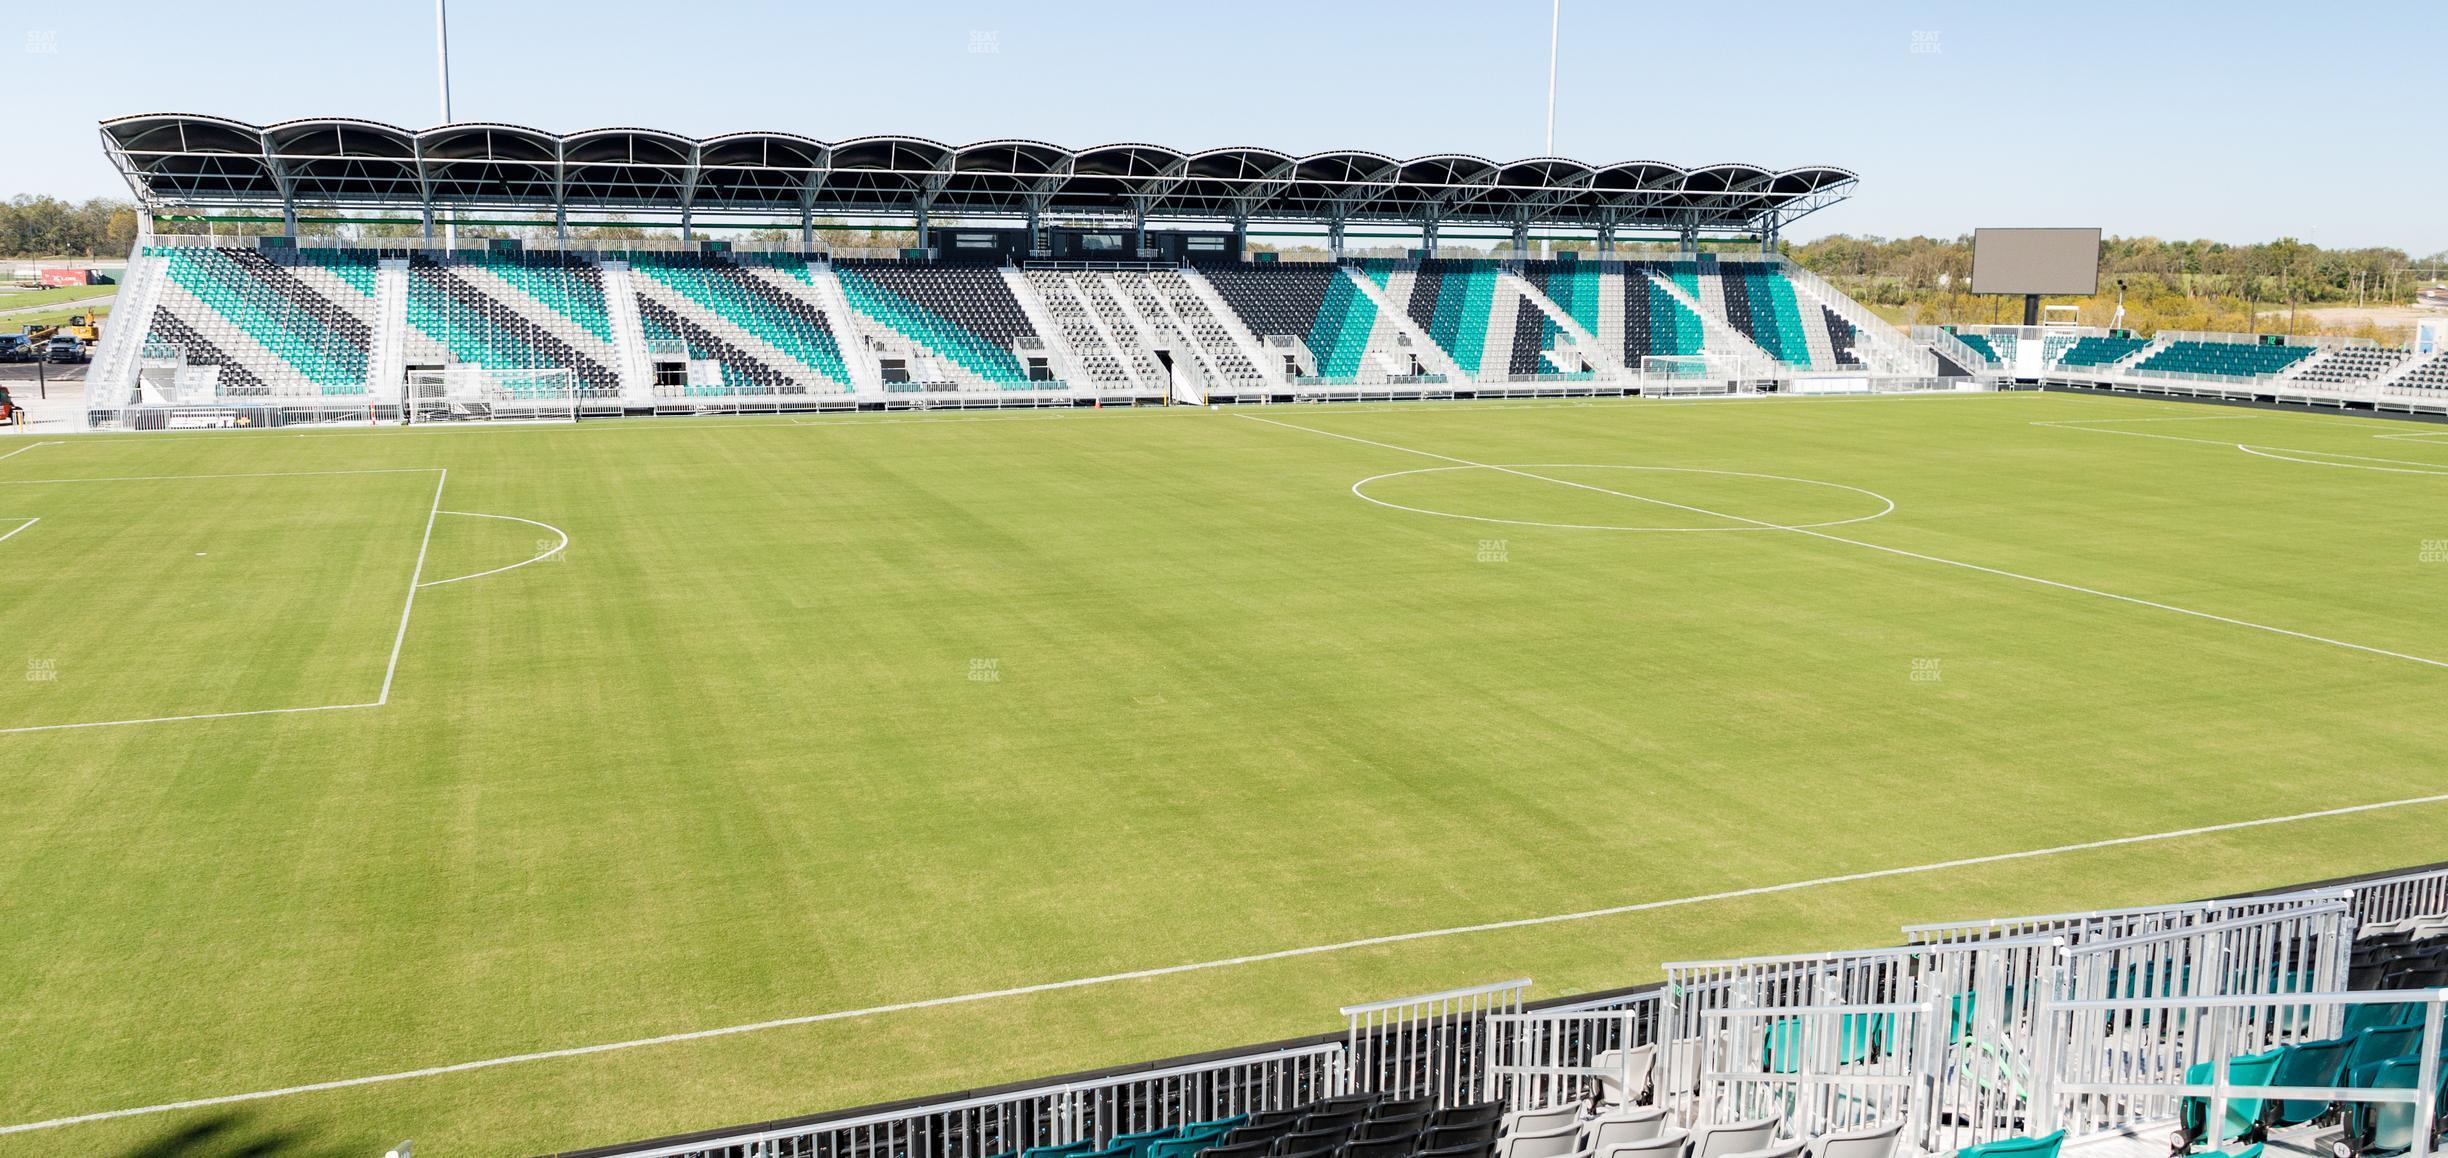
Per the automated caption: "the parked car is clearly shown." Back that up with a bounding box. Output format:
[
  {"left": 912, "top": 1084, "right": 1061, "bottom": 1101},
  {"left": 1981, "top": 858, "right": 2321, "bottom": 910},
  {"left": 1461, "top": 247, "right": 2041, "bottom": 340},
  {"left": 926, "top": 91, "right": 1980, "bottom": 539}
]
[
  {"left": 0, "top": 334, "right": 32, "bottom": 363},
  {"left": 43, "top": 335, "right": 86, "bottom": 364}
]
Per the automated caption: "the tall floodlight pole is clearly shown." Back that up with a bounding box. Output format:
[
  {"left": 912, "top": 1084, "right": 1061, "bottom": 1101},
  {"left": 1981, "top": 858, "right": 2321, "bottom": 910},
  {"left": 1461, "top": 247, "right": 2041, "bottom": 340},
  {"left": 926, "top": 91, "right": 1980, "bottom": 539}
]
[
  {"left": 1542, "top": 0, "right": 1559, "bottom": 259},
  {"left": 437, "top": 0, "right": 455, "bottom": 246},
  {"left": 1544, "top": 0, "right": 1559, "bottom": 155},
  {"left": 436, "top": 0, "right": 453, "bottom": 124}
]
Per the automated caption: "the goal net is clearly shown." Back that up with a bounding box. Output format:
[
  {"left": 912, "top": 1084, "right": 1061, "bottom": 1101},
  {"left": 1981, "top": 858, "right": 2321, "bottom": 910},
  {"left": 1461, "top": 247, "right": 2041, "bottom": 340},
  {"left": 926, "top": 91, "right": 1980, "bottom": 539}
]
[
  {"left": 407, "top": 368, "right": 580, "bottom": 425},
  {"left": 1640, "top": 355, "right": 1738, "bottom": 396}
]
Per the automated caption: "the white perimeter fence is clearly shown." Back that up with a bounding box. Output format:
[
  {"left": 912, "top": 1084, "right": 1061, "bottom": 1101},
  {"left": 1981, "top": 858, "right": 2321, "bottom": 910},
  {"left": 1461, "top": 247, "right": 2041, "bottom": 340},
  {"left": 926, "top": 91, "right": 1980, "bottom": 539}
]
[{"left": 584, "top": 864, "right": 2448, "bottom": 1158}]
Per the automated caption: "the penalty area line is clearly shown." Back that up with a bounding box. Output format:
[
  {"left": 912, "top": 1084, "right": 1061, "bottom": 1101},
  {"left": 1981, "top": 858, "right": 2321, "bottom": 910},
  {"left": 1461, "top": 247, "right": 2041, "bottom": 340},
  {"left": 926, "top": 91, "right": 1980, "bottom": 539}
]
[
  {"left": 0, "top": 516, "right": 36, "bottom": 544},
  {"left": 0, "top": 470, "right": 448, "bottom": 737},
  {"left": 6, "top": 790, "right": 2446, "bottom": 1137}
]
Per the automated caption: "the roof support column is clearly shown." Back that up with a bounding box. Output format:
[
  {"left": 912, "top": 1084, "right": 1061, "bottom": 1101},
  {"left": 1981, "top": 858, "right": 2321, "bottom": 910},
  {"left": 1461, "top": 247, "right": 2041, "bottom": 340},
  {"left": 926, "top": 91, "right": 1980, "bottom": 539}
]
[
  {"left": 801, "top": 206, "right": 815, "bottom": 251},
  {"left": 1327, "top": 215, "right": 1346, "bottom": 262},
  {"left": 555, "top": 202, "right": 568, "bottom": 241},
  {"left": 680, "top": 206, "right": 693, "bottom": 244},
  {"left": 282, "top": 200, "right": 299, "bottom": 238},
  {"left": 1510, "top": 220, "right": 1530, "bottom": 260},
  {"left": 422, "top": 203, "right": 436, "bottom": 242},
  {"left": 1131, "top": 209, "right": 1146, "bottom": 259},
  {"left": 1421, "top": 216, "right": 1439, "bottom": 258},
  {"left": 1597, "top": 224, "right": 1616, "bottom": 256},
  {"left": 914, "top": 200, "right": 931, "bottom": 253},
  {"left": 1760, "top": 217, "right": 1779, "bottom": 254},
  {"left": 1230, "top": 215, "right": 1247, "bottom": 262},
  {"left": 1678, "top": 224, "right": 1698, "bottom": 256},
  {"left": 1026, "top": 207, "right": 1042, "bottom": 257}
]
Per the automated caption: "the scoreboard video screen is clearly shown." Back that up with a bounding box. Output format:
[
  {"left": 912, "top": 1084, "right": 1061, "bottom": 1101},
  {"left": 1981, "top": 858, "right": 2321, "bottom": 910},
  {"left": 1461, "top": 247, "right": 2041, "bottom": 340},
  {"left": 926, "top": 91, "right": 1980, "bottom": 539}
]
[{"left": 1970, "top": 228, "right": 2102, "bottom": 296}]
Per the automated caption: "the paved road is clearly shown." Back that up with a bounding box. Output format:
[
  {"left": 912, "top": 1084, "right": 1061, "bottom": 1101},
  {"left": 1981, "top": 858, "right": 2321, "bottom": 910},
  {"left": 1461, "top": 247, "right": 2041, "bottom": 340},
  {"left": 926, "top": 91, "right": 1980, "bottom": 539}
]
[{"left": 0, "top": 293, "right": 114, "bottom": 319}]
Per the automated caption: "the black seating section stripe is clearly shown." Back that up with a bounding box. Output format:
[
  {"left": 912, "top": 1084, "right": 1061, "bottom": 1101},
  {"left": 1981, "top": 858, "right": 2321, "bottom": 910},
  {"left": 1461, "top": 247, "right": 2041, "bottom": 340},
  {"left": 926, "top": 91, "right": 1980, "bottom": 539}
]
[
  {"left": 146, "top": 306, "right": 273, "bottom": 395},
  {"left": 634, "top": 296, "right": 806, "bottom": 392},
  {"left": 226, "top": 249, "right": 373, "bottom": 351}
]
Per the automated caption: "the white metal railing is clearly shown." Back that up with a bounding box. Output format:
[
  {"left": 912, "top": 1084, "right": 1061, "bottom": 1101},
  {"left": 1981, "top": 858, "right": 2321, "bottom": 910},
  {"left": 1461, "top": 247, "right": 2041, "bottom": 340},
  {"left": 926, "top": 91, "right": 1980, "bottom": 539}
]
[
  {"left": 1485, "top": 994, "right": 1666, "bottom": 1110},
  {"left": 2359, "top": 868, "right": 2448, "bottom": 929},
  {"left": 1342, "top": 978, "right": 1529, "bottom": 1105},
  {"left": 1690, "top": 999, "right": 1936, "bottom": 1142},
  {"left": 604, "top": 1041, "right": 1348, "bottom": 1158},
  {"left": 2032, "top": 989, "right": 2447, "bottom": 1152},
  {"left": 541, "top": 864, "right": 2448, "bottom": 1157},
  {"left": 1914, "top": 325, "right": 1998, "bottom": 372}
]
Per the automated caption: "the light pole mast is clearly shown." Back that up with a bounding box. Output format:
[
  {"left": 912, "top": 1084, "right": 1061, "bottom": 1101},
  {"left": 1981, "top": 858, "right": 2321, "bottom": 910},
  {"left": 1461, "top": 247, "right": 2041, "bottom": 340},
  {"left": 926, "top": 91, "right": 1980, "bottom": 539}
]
[
  {"left": 436, "top": 0, "right": 455, "bottom": 246},
  {"left": 1544, "top": 0, "right": 1559, "bottom": 155},
  {"left": 1542, "top": 0, "right": 1559, "bottom": 259},
  {"left": 436, "top": 0, "right": 453, "bottom": 124}
]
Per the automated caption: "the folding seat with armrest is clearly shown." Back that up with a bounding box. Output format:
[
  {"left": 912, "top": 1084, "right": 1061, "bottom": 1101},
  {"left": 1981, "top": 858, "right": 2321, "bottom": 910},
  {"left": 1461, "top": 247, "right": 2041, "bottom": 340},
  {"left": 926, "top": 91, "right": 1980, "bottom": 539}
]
[
  {"left": 1301, "top": 1108, "right": 1367, "bottom": 1134},
  {"left": 1597, "top": 1128, "right": 1687, "bottom": 1158},
  {"left": 2175, "top": 1046, "right": 2284, "bottom": 1153},
  {"left": 1502, "top": 1106, "right": 1581, "bottom": 1139},
  {"left": 1365, "top": 1115, "right": 1432, "bottom": 1140},
  {"left": 1276, "top": 1126, "right": 1351, "bottom": 1155},
  {"left": 1722, "top": 1140, "right": 1804, "bottom": 1158},
  {"left": 2261, "top": 1036, "right": 2352, "bottom": 1131},
  {"left": 1954, "top": 1131, "right": 2064, "bottom": 1158},
  {"left": 1583, "top": 1106, "right": 1669, "bottom": 1152},
  {"left": 1346, "top": 1136, "right": 1421, "bottom": 1158},
  {"left": 1810, "top": 1121, "right": 1902, "bottom": 1158},
  {"left": 1591, "top": 1046, "right": 1659, "bottom": 1107},
  {"left": 1425, "top": 1122, "right": 1500, "bottom": 1151},
  {"left": 1689, "top": 1119, "right": 1778, "bottom": 1158},
  {"left": 1373, "top": 1098, "right": 1438, "bottom": 1122},
  {"left": 1204, "top": 1140, "right": 1273, "bottom": 1158},
  {"left": 1500, "top": 1121, "right": 1585, "bottom": 1158}
]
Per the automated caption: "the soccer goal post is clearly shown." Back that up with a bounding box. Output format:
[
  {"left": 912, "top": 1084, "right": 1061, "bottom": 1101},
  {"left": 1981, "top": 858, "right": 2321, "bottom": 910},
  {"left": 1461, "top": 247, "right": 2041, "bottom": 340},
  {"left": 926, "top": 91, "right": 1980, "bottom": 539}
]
[
  {"left": 1639, "top": 355, "right": 1739, "bottom": 396},
  {"left": 406, "top": 367, "right": 581, "bottom": 425}
]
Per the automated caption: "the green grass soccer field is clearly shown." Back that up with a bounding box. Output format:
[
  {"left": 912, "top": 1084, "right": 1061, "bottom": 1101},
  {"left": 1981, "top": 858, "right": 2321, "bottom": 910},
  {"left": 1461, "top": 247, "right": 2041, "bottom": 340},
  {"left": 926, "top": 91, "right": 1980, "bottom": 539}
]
[{"left": 3, "top": 390, "right": 2446, "bottom": 1156}]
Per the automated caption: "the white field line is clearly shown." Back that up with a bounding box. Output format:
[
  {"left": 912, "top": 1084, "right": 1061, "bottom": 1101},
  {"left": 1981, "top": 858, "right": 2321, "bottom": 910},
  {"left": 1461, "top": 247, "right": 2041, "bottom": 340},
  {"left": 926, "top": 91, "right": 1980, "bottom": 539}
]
[
  {"left": 0, "top": 470, "right": 447, "bottom": 736},
  {"left": 2373, "top": 430, "right": 2448, "bottom": 442},
  {"left": 2234, "top": 446, "right": 2448, "bottom": 475},
  {"left": 1246, "top": 413, "right": 2448, "bottom": 671},
  {"left": 377, "top": 470, "right": 447, "bottom": 704},
  {"left": 8, "top": 790, "right": 2446, "bottom": 1138},
  {"left": 0, "top": 468, "right": 440, "bottom": 486},
  {"left": 0, "top": 440, "right": 63, "bottom": 463},
  {"left": 0, "top": 517, "right": 35, "bottom": 545},
  {"left": 2034, "top": 419, "right": 2448, "bottom": 475},
  {"left": 415, "top": 511, "right": 568, "bottom": 589}
]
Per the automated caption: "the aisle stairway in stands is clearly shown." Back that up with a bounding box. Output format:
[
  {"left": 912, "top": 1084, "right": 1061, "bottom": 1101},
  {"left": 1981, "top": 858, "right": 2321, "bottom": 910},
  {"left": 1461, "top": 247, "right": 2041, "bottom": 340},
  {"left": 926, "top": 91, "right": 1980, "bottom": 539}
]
[{"left": 1130, "top": 269, "right": 1276, "bottom": 394}]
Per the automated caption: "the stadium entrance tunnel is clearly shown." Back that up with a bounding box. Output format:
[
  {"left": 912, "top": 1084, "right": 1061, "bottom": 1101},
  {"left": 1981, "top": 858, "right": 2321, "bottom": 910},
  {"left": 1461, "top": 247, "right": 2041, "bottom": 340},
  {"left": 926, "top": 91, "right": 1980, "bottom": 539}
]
[{"left": 1350, "top": 464, "right": 1895, "bottom": 533}]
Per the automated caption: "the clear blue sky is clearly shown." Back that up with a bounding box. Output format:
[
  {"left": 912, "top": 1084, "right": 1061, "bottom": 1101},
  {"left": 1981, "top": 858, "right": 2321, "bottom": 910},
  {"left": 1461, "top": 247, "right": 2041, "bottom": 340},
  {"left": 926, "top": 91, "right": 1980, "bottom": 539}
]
[{"left": 14, "top": 0, "right": 2443, "bottom": 254}]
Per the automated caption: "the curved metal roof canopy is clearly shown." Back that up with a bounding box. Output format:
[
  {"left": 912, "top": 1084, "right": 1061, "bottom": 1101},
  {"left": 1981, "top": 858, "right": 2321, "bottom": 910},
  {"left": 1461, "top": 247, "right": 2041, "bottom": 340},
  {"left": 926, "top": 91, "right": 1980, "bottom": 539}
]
[{"left": 101, "top": 114, "right": 1856, "bottom": 236}]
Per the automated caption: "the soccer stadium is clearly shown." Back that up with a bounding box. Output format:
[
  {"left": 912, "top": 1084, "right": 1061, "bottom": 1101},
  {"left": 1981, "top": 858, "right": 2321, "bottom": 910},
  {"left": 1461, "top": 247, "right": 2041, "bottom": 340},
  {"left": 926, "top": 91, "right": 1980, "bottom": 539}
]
[{"left": 5, "top": 4, "right": 2448, "bottom": 1158}]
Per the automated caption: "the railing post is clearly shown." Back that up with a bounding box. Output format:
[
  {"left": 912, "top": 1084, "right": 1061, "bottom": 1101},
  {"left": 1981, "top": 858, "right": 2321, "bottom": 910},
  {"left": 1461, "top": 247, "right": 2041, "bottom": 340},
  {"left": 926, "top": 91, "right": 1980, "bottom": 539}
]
[{"left": 2417, "top": 997, "right": 2442, "bottom": 1158}]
